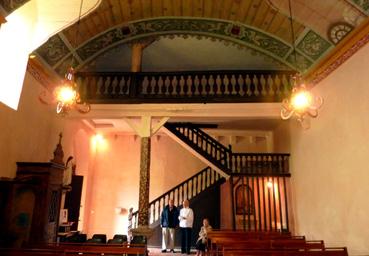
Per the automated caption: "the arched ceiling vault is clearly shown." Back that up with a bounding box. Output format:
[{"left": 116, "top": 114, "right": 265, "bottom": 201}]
[{"left": 33, "top": 0, "right": 368, "bottom": 77}]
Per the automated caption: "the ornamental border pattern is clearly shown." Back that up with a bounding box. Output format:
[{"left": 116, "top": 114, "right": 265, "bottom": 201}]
[
  {"left": 310, "top": 32, "right": 369, "bottom": 85},
  {"left": 76, "top": 19, "right": 292, "bottom": 61},
  {"left": 349, "top": 0, "right": 369, "bottom": 12},
  {"left": 35, "top": 18, "right": 334, "bottom": 75}
]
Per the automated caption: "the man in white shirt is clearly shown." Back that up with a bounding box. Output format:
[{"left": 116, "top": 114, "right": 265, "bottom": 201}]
[{"left": 178, "top": 199, "right": 194, "bottom": 255}]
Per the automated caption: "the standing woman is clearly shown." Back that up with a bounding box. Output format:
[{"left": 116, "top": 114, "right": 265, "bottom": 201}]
[
  {"left": 195, "top": 218, "right": 212, "bottom": 256},
  {"left": 179, "top": 199, "right": 194, "bottom": 255}
]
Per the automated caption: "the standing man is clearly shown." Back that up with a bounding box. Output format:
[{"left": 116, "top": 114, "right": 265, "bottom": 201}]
[
  {"left": 179, "top": 199, "right": 194, "bottom": 255},
  {"left": 161, "top": 199, "right": 179, "bottom": 253}
]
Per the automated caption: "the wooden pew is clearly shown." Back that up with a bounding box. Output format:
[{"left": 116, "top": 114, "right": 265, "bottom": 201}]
[
  {"left": 207, "top": 230, "right": 292, "bottom": 240},
  {"left": 44, "top": 242, "right": 146, "bottom": 255},
  {"left": 207, "top": 231, "right": 304, "bottom": 255},
  {"left": 207, "top": 231, "right": 295, "bottom": 248},
  {"left": 0, "top": 248, "right": 64, "bottom": 256},
  {"left": 223, "top": 247, "right": 348, "bottom": 256},
  {"left": 219, "top": 239, "right": 324, "bottom": 249},
  {"left": 0, "top": 243, "right": 147, "bottom": 256},
  {"left": 218, "top": 240, "right": 325, "bottom": 255}
]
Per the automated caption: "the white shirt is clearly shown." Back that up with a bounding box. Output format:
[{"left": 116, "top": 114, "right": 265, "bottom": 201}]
[{"left": 178, "top": 207, "right": 194, "bottom": 228}]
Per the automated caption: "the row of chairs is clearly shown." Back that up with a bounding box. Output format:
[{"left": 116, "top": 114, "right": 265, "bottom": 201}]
[{"left": 65, "top": 234, "right": 146, "bottom": 245}]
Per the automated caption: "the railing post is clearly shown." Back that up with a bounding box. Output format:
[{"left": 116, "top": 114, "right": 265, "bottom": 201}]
[
  {"left": 76, "top": 70, "right": 294, "bottom": 103},
  {"left": 228, "top": 144, "right": 233, "bottom": 172},
  {"left": 129, "top": 73, "right": 139, "bottom": 98}
]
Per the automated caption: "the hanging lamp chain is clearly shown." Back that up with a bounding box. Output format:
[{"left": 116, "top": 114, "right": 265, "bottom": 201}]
[
  {"left": 70, "top": 0, "right": 84, "bottom": 69},
  {"left": 288, "top": 0, "right": 297, "bottom": 67}
]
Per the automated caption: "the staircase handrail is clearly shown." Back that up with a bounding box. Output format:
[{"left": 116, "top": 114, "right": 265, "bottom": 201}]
[
  {"left": 166, "top": 123, "right": 232, "bottom": 153},
  {"left": 165, "top": 123, "right": 290, "bottom": 176},
  {"left": 164, "top": 123, "right": 232, "bottom": 172},
  {"left": 131, "top": 166, "right": 223, "bottom": 228}
]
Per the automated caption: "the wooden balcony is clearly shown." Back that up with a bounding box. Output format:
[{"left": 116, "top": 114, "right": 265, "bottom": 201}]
[{"left": 76, "top": 70, "right": 294, "bottom": 104}]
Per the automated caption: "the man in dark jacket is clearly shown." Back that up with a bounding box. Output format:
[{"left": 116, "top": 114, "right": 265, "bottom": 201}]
[{"left": 160, "top": 199, "right": 179, "bottom": 253}]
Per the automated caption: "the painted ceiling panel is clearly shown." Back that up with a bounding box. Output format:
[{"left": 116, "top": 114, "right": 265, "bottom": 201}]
[{"left": 33, "top": 0, "right": 368, "bottom": 76}]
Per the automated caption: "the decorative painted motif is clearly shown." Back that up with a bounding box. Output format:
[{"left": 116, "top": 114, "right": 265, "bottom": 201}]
[
  {"left": 297, "top": 30, "right": 332, "bottom": 60},
  {"left": 286, "top": 50, "right": 313, "bottom": 71},
  {"left": 77, "top": 24, "right": 137, "bottom": 61},
  {"left": 350, "top": 0, "right": 369, "bottom": 11},
  {"left": 225, "top": 22, "right": 290, "bottom": 57},
  {"left": 77, "top": 19, "right": 291, "bottom": 62},
  {"left": 328, "top": 22, "right": 354, "bottom": 44},
  {"left": 0, "top": 0, "right": 30, "bottom": 13},
  {"left": 35, "top": 18, "right": 335, "bottom": 75},
  {"left": 311, "top": 31, "right": 369, "bottom": 85},
  {"left": 36, "top": 34, "right": 70, "bottom": 67}
]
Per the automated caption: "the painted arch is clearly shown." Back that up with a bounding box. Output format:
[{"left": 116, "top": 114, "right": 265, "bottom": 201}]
[{"left": 36, "top": 17, "right": 333, "bottom": 75}]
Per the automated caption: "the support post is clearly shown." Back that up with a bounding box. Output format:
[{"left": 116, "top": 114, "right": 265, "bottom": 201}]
[
  {"left": 230, "top": 176, "right": 236, "bottom": 230},
  {"left": 130, "top": 39, "right": 155, "bottom": 72},
  {"left": 124, "top": 116, "right": 169, "bottom": 239},
  {"left": 137, "top": 136, "right": 151, "bottom": 226}
]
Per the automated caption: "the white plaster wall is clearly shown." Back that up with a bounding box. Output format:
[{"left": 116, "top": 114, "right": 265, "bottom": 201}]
[
  {"left": 84, "top": 133, "right": 206, "bottom": 238},
  {"left": 273, "top": 121, "right": 291, "bottom": 153},
  {"left": 288, "top": 44, "right": 369, "bottom": 255},
  {"left": 0, "top": 72, "right": 93, "bottom": 235},
  {"left": 214, "top": 132, "right": 273, "bottom": 153},
  {"left": 0, "top": 72, "right": 62, "bottom": 177}
]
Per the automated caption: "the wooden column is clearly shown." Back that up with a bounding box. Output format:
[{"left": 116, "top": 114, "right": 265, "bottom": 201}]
[
  {"left": 124, "top": 116, "right": 169, "bottom": 235},
  {"left": 127, "top": 38, "right": 165, "bottom": 236},
  {"left": 137, "top": 136, "right": 150, "bottom": 226},
  {"left": 131, "top": 43, "right": 144, "bottom": 72},
  {"left": 130, "top": 39, "right": 155, "bottom": 72}
]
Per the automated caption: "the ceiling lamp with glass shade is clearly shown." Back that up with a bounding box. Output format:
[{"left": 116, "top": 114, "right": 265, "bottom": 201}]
[
  {"left": 39, "top": 0, "right": 90, "bottom": 115},
  {"left": 281, "top": 74, "right": 323, "bottom": 126},
  {"left": 280, "top": 0, "right": 323, "bottom": 129},
  {"left": 53, "top": 67, "right": 90, "bottom": 115}
]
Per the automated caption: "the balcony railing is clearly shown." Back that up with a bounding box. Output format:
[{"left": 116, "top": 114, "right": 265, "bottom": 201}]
[{"left": 76, "top": 70, "right": 294, "bottom": 104}]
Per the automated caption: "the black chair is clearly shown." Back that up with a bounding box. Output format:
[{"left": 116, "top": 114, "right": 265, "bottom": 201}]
[
  {"left": 130, "top": 235, "right": 147, "bottom": 245},
  {"left": 86, "top": 234, "right": 107, "bottom": 244},
  {"left": 66, "top": 233, "right": 87, "bottom": 243},
  {"left": 107, "top": 234, "right": 127, "bottom": 244}
]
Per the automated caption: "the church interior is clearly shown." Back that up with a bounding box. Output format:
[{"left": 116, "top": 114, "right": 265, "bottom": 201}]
[{"left": 0, "top": 0, "right": 369, "bottom": 255}]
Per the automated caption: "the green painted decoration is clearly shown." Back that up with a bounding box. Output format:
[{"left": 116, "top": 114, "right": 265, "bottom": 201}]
[
  {"left": 36, "top": 34, "right": 70, "bottom": 67},
  {"left": 34, "top": 17, "right": 336, "bottom": 74},
  {"left": 297, "top": 30, "right": 332, "bottom": 61}
]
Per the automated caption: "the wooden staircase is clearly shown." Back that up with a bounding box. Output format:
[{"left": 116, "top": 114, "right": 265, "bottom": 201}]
[
  {"left": 131, "top": 166, "right": 225, "bottom": 229},
  {"left": 163, "top": 122, "right": 291, "bottom": 232},
  {"left": 132, "top": 123, "right": 291, "bottom": 233},
  {"left": 163, "top": 122, "right": 290, "bottom": 177}
]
